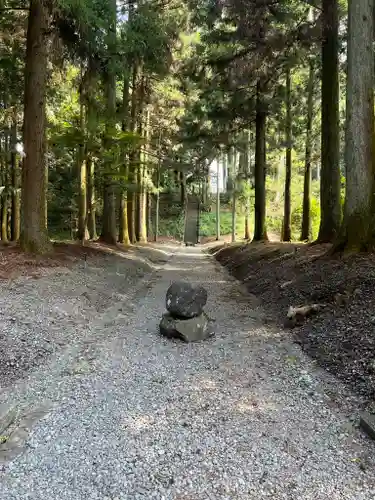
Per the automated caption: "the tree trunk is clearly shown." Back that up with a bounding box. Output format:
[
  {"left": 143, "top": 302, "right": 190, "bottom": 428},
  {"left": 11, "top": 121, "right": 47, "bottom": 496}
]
[
  {"left": 118, "top": 71, "right": 131, "bottom": 245},
  {"left": 244, "top": 200, "right": 250, "bottom": 240},
  {"left": 147, "top": 192, "right": 152, "bottom": 240},
  {"left": 77, "top": 157, "right": 88, "bottom": 241},
  {"left": 127, "top": 64, "right": 139, "bottom": 244},
  {"left": 137, "top": 104, "right": 148, "bottom": 243},
  {"left": 231, "top": 181, "right": 236, "bottom": 242},
  {"left": 100, "top": 0, "right": 117, "bottom": 245},
  {"left": 20, "top": 0, "right": 52, "bottom": 253},
  {"left": 282, "top": 67, "right": 292, "bottom": 241},
  {"left": 1, "top": 134, "right": 9, "bottom": 242},
  {"left": 317, "top": 0, "right": 341, "bottom": 242},
  {"left": 154, "top": 149, "right": 161, "bottom": 242},
  {"left": 301, "top": 60, "right": 315, "bottom": 241},
  {"left": 77, "top": 89, "right": 88, "bottom": 241},
  {"left": 253, "top": 82, "right": 268, "bottom": 241},
  {"left": 1, "top": 190, "right": 8, "bottom": 243},
  {"left": 138, "top": 169, "right": 147, "bottom": 242},
  {"left": 45, "top": 140, "right": 49, "bottom": 230},
  {"left": 127, "top": 192, "right": 136, "bottom": 243},
  {"left": 227, "top": 147, "right": 236, "bottom": 242},
  {"left": 86, "top": 157, "right": 97, "bottom": 239},
  {"left": 216, "top": 156, "right": 221, "bottom": 240},
  {"left": 119, "top": 189, "right": 130, "bottom": 245},
  {"left": 244, "top": 130, "right": 252, "bottom": 240},
  {"left": 333, "top": 0, "right": 374, "bottom": 251},
  {"left": 11, "top": 117, "right": 20, "bottom": 241}
]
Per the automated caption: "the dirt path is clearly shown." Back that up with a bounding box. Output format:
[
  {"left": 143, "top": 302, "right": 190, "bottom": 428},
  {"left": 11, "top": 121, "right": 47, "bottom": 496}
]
[{"left": 0, "top": 244, "right": 374, "bottom": 499}]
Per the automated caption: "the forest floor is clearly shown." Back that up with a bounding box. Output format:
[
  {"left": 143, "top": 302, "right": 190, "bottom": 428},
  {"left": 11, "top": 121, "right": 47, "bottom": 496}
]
[
  {"left": 211, "top": 241, "right": 375, "bottom": 405},
  {"left": 0, "top": 243, "right": 375, "bottom": 499}
]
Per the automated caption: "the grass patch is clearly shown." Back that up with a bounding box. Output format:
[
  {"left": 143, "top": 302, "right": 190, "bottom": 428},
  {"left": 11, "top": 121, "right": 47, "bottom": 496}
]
[{"left": 199, "top": 210, "right": 247, "bottom": 238}]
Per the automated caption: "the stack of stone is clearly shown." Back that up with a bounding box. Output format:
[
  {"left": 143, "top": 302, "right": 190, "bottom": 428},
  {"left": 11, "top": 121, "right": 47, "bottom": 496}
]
[{"left": 159, "top": 281, "right": 215, "bottom": 342}]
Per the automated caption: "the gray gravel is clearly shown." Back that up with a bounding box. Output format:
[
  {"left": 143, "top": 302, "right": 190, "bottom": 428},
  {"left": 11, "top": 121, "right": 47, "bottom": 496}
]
[{"left": 0, "top": 244, "right": 375, "bottom": 499}]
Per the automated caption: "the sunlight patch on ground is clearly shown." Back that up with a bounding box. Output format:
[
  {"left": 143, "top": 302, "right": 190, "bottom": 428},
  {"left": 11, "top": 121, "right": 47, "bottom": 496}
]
[
  {"left": 191, "top": 378, "right": 217, "bottom": 392},
  {"left": 123, "top": 414, "right": 155, "bottom": 432},
  {"left": 235, "top": 396, "right": 276, "bottom": 415},
  {"left": 163, "top": 265, "right": 198, "bottom": 272}
]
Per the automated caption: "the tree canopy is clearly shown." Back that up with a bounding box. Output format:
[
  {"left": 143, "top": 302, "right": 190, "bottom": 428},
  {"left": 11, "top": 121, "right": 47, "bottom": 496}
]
[{"left": 0, "top": 0, "right": 372, "bottom": 253}]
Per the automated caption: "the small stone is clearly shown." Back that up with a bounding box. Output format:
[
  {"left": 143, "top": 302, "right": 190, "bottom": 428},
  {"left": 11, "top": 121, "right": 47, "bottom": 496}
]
[{"left": 166, "top": 281, "right": 207, "bottom": 319}]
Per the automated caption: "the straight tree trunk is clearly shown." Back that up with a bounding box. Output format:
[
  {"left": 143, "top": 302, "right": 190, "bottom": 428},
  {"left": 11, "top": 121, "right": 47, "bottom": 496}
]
[
  {"left": 86, "top": 157, "right": 97, "bottom": 239},
  {"left": 244, "top": 199, "right": 250, "bottom": 240},
  {"left": 138, "top": 168, "right": 147, "bottom": 242},
  {"left": 154, "top": 137, "right": 161, "bottom": 242},
  {"left": 253, "top": 82, "right": 268, "bottom": 241},
  {"left": 45, "top": 139, "right": 48, "bottom": 229},
  {"left": 11, "top": 117, "right": 20, "bottom": 241},
  {"left": 155, "top": 187, "right": 160, "bottom": 242},
  {"left": 180, "top": 171, "right": 185, "bottom": 207},
  {"left": 317, "top": 0, "right": 341, "bottom": 242},
  {"left": 77, "top": 157, "right": 88, "bottom": 241},
  {"left": 119, "top": 72, "right": 131, "bottom": 245},
  {"left": 1, "top": 190, "right": 8, "bottom": 243},
  {"left": 301, "top": 60, "right": 315, "bottom": 241},
  {"left": 334, "top": 0, "right": 374, "bottom": 251},
  {"left": 127, "top": 193, "right": 136, "bottom": 243},
  {"left": 20, "top": 0, "right": 52, "bottom": 253},
  {"left": 231, "top": 179, "right": 236, "bottom": 242},
  {"left": 77, "top": 90, "right": 88, "bottom": 241},
  {"left": 119, "top": 191, "right": 130, "bottom": 244},
  {"left": 282, "top": 67, "right": 292, "bottom": 241},
  {"left": 84, "top": 60, "right": 98, "bottom": 241},
  {"left": 216, "top": 155, "right": 221, "bottom": 240},
  {"left": 227, "top": 147, "right": 236, "bottom": 242},
  {"left": 127, "top": 64, "right": 139, "bottom": 244},
  {"left": 147, "top": 192, "right": 152, "bottom": 240},
  {"left": 244, "top": 130, "right": 252, "bottom": 240},
  {"left": 1, "top": 133, "right": 9, "bottom": 242},
  {"left": 100, "top": 0, "right": 117, "bottom": 245},
  {"left": 137, "top": 104, "right": 149, "bottom": 243}
]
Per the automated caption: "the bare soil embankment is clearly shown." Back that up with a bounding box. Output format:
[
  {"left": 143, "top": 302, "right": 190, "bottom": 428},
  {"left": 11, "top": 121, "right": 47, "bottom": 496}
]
[{"left": 210, "top": 241, "right": 375, "bottom": 403}]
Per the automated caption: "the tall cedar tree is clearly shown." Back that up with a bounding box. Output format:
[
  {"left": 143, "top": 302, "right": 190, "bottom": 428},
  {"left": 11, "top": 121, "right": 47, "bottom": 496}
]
[
  {"left": 301, "top": 60, "right": 315, "bottom": 241},
  {"left": 317, "top": 0, "right": 341, "bottom": 242},
  {"left": 334, "top": 0, "right": 374, "bottom": 251},
  {"left": 282, "top": 66, "right": 292, "bottom": 242},
  {"left": 20, "top": 0, "right": 52, "bottom": 253}
]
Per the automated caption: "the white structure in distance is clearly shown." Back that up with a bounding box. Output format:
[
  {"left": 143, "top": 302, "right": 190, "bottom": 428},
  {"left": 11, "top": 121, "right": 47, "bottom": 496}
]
[{"left": 208, "top": 158, "right": 225, "bottom": 193}]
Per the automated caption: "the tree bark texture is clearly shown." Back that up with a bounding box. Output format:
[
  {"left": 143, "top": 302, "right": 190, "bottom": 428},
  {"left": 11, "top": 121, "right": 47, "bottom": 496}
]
[
  {"left": 253, "top": 82, "right": 268, "bottom": 241},
  {"left": 334, "top": 0, "right": 374, "bottom": 251},
  {"left": 20, "top": 0, "right": 52, "bottom": 253},
  {"left": 87, "top": 157, "right": 97, "bottom": 239},
  {"left": 100, "top": 0, "right": 117, "bottom": 245},
  {"left": 282, "top": 67, "right": 292, "bottom": 242},
  {"left": 317, "top": 0, "right": 341, "bottom": 242},
  {"left": 301, "top": 60, "right": 315, "bottom": 241},
  {"left": 11, "top": 117, "right": 21, "bottom": 241}
]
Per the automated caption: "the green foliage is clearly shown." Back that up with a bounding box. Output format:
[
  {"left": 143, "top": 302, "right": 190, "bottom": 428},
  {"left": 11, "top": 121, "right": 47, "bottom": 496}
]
[
  {"left": 158, "top": 211, "right": 185, "bottom": 239},
  {"left": 122, "top": 5, "right": 173, "bottom": 75},
  {"left": 291, "top": 196, "right": 320, "bottom": 240},
  {"left": 199, "top": 210, "right": 246, "bottom": 238}
]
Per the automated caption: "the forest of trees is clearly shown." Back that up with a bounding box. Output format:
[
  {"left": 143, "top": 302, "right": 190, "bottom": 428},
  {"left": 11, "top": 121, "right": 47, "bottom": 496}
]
[{"left": 0, "top": 0, "right": 373, "bottom": 254}]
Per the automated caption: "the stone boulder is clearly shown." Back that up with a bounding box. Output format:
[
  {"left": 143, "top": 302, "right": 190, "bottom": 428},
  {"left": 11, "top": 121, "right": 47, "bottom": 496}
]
[
  {"left": 166, "top": 281, "right": 208, "bottom": 319},
  {"left": 159, "top": 312, "right": 214, "bottom": 343}
]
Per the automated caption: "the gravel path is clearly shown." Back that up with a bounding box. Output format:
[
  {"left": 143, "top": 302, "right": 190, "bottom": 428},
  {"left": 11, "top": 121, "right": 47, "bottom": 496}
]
[{"left": 1, "top": 244, "right": 375, "bottom": 499}]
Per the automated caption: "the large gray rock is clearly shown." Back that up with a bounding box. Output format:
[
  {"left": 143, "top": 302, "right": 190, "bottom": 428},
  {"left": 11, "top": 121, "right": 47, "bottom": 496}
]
[
  {"left": 159, "top": 312, "right": 214, "bottom": 343},
  {"left": 166, "top": 281, "right": 208, "bottom": 319}
]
